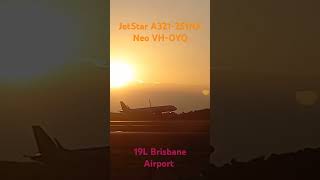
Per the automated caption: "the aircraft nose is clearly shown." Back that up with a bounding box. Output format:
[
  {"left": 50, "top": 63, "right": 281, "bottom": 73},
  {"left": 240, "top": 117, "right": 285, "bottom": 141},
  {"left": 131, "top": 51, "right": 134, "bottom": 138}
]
[{"left": 172, "top": 106, "right": 177, "bottom": 111}]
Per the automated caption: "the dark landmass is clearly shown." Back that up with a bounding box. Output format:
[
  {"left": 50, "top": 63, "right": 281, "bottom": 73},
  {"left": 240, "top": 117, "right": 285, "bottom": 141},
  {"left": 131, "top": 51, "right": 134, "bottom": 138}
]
[
  {"left": 0, "top": 160, "right": 108, "bottom": 180},
  {"left": 177, "top": 109, "right": 210, "bottom": 120},
  {"left": 0, "top": 161, "right": 49, "bottom": 180},
  {"left": 208, "top": 147, "right": 320, "bottom": 180},
  {"left": 2, "top": 146, "right": 318, "bottom": 180}
]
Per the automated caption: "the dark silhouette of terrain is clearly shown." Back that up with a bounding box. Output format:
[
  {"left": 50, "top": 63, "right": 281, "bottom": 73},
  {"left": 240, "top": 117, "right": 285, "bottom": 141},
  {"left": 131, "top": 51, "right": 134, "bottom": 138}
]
[
  {"left": 3, "top": 146, "right": 320, "bottom": 180},
  {"left": 208, "top": 147, "right": 320, "bottom": 180},
  {"left": 0, "top": 160, "right": 109, "bottom": 180},
  {"left": 176, "top": 109, "right": 210, "bottom": 120}
]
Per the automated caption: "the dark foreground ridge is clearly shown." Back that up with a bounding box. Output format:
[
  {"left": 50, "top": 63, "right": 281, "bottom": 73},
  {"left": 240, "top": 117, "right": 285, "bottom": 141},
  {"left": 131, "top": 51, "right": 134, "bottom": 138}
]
[
  {"left": 1, "top": 147, "right": 320, "bottom": 179},
  {"left": 1, "top": 147, "right": 320, "bottom": 180},
  {"left": 0, "top": 160, "right": 108, "bottom": 180},
  {"left": 209, "top": 147, "right": 320, "bottom": 180}
]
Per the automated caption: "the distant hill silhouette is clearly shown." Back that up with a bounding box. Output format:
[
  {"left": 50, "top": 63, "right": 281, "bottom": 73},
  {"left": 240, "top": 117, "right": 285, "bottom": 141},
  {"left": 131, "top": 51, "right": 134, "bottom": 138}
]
[
  {"left": 177, "top": 109, "right": 210, "bottom": 120},
  {"left": 209, "top": 147, "right": 320, "bottom": 180}
]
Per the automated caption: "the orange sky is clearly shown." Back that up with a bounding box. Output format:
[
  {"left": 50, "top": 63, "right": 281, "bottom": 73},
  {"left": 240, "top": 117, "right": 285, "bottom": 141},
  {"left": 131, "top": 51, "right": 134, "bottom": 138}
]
[
  {"left": 110, "top": 0, "right": 210, "bottom": 112},
  {"left": 111, "top": 0, "right": 210, "bottom": 87}
]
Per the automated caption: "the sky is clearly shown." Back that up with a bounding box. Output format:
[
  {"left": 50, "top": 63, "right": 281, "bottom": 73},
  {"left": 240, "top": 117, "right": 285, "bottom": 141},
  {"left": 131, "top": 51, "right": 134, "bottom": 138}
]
[
  {"left": 0, "top": 0, "right": 108, "bottom": 161},
  {"left": 110, "top": 0, "right": 210, "bottom": 111}
]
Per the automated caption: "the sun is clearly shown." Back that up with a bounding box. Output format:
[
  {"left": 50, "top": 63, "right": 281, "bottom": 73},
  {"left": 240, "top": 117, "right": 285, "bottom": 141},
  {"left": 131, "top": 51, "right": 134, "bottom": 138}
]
[{"left": 110, "top": 62, "right": 134, "bottom": 88}]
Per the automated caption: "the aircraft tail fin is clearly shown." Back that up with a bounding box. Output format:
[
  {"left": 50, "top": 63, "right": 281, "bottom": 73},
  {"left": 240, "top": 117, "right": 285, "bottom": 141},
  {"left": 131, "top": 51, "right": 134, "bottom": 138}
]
[
  {"left": 54, "top": 138, "right": 66, "bottom": 150},
  {"left": 120, "top": 101, "right": 130, "bottom": 112},
  {"left": 32, "top": 126, "right": 57, "bottom": 154}
]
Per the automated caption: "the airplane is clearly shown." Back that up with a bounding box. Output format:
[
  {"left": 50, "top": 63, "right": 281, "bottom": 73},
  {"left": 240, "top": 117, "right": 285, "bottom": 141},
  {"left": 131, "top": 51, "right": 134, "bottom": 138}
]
[
  {"left": 25, "top": 126, "right": 109, "bottom": 165},
  {"left": 120, "top": 101, "right": 177, "bottom": 117}
]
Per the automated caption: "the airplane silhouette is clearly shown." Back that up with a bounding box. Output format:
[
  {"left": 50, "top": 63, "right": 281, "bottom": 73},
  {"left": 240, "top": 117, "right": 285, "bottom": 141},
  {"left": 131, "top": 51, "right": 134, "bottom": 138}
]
[
  {"left": 120, "top": 101, "right": 177, "bottom": 116},
  {"left": 25, "top": 126, "right": 109, "bottom": 165}
]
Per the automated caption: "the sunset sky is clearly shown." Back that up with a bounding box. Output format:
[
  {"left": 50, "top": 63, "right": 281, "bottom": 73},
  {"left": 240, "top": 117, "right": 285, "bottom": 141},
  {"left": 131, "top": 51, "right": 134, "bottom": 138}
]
[
  {"left": 0, "top": 0, "right": 108, "bottom": 160},
  {"left": 110, "top": 0, "right": 210, "bottom": 111}
]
